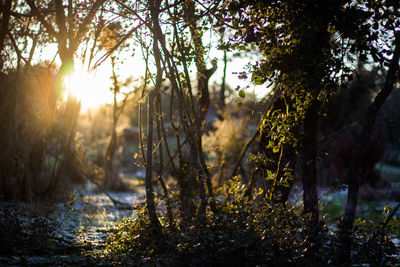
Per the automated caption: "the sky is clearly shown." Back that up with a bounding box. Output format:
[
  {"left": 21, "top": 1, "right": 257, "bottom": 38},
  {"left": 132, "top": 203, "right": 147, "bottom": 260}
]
[{"left": 37, "top": 38, "right": 267, "bottom": 112}]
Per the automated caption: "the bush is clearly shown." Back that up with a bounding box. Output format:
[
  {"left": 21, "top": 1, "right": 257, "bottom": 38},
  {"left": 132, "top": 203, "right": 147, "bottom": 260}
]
[
  {"left": 97, "top": 178, "right": 320, "bottom": 266},
  {"left": 96, "top": 176, "right": 400, "bottom": 266}
]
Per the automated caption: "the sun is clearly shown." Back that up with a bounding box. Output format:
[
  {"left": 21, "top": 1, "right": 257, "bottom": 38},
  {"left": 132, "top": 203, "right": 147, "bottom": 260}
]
[{"left": 64, "top": 69, "right": 114, "bottom": 112}]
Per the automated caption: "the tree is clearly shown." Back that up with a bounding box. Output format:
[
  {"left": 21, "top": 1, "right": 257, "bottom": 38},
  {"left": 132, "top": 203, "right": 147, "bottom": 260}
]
[
  {"left": 226, "top": 0, "right": 344, "bottom": 223},
  {"left": 0, "top": 0, "right": 113, "bottom": 200},
  {"left": 183, "top": 0, "right": 218, "bottom": 123},
  {"left": 338, "top": 0, "right": 400, "bottom": 256},
  {"left": 225, "top": 0, "right": 400, "bottom": 262},
  {"left": 113, "top": 0, "right": 222, "bottom": 226},
  {"left": 26, "top": 0, "right": 107, "bottom": 85},
  {"left": 24, "top": 0, "right": 108, "bottom": 189},
  {"left": 0, "top": 0, "right": 12, "bottom": 70}
]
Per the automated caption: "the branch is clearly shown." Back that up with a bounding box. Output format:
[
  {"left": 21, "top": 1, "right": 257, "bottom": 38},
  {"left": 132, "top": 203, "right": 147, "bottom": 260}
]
[
  {"left": 70, "top": 147, "right": 132, "bottom": 209},
  {"left": 26, "top": 0, "right": 59, "bottom": 40},
  {"left": 67, "top": 0, "right": 74, "bottom": 42},
  {"left": 229, "top": 127, "right": 258, "bottom": 179},
  {"left": 89, "top": 23, "right": 144, "bottom": 71},
  {"left": 73, "top": 0, "right": 107, "bottom": 51},
  {"left": 355, "top": 202, "right": 400, "bottom": 261},
  {"left": 0, "top": 0, "right": 12, "bottom": 55},
  {"left": 55, "top": 0, "right": 67, "bottom": 36},
  {"left": 230, "top": 90, "right": 282, "bottom": 179},
  {"left": 7, "top": 30, "right": 29, "bottom": 66},
  {"left": 54, "top": 0, "right": 68, "bottom": 55}
]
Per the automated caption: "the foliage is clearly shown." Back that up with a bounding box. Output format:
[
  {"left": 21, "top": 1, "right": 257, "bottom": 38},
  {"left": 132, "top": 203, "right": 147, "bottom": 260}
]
[
  {"left": 97, "top": 177, "right": 399, "bottom": 266},
  {"left": 350, "top": 204, "right": 400, "bottom": 266},
  {"left": 0, "top": 203, "right": 59, "bottom": 255},
  {"left": 1, "top": 0, "right": 399, "bottom": 265},
  {"left": 224, "top": 0, "right": 400, "bottom": 231}
]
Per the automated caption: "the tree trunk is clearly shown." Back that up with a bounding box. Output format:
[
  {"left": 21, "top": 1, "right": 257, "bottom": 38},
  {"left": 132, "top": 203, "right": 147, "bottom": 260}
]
[
  {"left": 220, "top": 49, "right": 227, "bottom": 110},
  {"left": 341, "top": 31, "right": 400, "bottom": 235},
  {"left": 0, "top": 0, "right": 12, "bottom": 70},
  {"left": 104, "top": 115, "right": 118, "bottom": 189},
  {"left": 104, "top": 66, "right": 120, "bottom": 190},
  {"left": 156, "top": 92, "right": 174, "bottom": 228},
  {"left": 183, "top": 0, "right": 217, "bottom": 123},
  {"left": 145, "top": 91, "right": 161, "bottom": 229},
  {"left": 302, "top": 98, "right": 319, "bottom": 224},
  {"left": 145, "top": 0, "right": 164, "bottom": 230}
]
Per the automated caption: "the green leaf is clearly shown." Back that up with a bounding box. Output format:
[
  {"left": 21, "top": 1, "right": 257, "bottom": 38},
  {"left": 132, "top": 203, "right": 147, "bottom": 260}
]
[
  {"left": 272, "top": 146, "right": 280, "bottom": 153},
  {"left": 237, "top": 102, "right": 243, "bottom": 108},
  {"left": 238, "top": 90, "right": 246, "bottom": 98},
  {"left": 248, "top": 153, "right": 255, "bottom": 161},
  {"left": 267, "top": 140, "right": 274, "bottom": 149},
  {"left": 281, "top": 180, "right": 290, "bottom": 188},
  {"left": 253, "top": 77, "right": 264, "bottom": 85}
]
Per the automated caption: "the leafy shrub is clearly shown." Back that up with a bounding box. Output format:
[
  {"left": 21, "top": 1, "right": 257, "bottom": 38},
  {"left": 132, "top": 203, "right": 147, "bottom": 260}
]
[
  {"left": 96, "top": 177, "right": 400, "bottom": 266},
  {"left": 97, "top": 177, "right": 325, "bottom": 266}
]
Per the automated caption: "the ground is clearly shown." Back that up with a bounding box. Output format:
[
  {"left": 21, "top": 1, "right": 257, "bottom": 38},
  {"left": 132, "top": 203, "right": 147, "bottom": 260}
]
[{"left": 0, "top": 166, "right": 399, "bottom": 266}]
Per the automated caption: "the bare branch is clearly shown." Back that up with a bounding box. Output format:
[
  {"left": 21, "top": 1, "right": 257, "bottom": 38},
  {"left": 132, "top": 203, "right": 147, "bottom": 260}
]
[
  {"left": 73, "top": 0, "right": 107, "bottom": 51},
  {"left": 26, "top": 0, "right": 59, "bottom": 40}
]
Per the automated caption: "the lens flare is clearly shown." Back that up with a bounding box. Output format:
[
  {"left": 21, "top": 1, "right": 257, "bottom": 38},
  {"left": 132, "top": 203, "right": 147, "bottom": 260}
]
[{"left": 63, "top": 70, "right": 114, "bottom": 112}]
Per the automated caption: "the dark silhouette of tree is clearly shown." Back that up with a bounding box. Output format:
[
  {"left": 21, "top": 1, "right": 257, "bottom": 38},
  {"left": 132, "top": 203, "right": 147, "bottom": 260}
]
[
  {"left": 226, "top": 0, "right": 399, "bottom": 263},
  {"left": 226, "top": 0, "right": 342, "bottom": 224},
  {"left": 341, "top": 31, "right": 400, "bottom": 261},
  {"left": 226, "top": 1, "right": 398, "bottom": 230},
  {"left": 23, "top": 0, "right": 108, "bottom": 189},
  {"left": 0, "top": 0, "right": 12, "bottom": 70},
  {"left": 26, "top": 0, "right": 106, "bottom": 84},
  {"left": 183, "top": 0, "right": 217, "bottom": 123}
]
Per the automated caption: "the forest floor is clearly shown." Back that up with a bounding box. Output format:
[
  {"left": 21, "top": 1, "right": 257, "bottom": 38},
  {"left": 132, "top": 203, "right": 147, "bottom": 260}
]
[
  {"left": 0, "top": 172, "right": 145, "bottom": 266},
  {"left": 0, "top": 166, "right": 399, "bottom": 266}
]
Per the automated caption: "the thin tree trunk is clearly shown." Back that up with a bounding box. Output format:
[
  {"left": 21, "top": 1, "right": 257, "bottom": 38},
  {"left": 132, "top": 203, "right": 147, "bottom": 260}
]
[
  {"left": 302, "top": 98, "right": 319, "bottom": 224},
  {"left": 278, "top": 144, "right": 296, "bottom": 203},
  {"left": 183, "top": 0, "right": 217, "bottom": 123},
  {"left": 145, "top": 92, "right": 161, "bottom": 229},
  {"left": 220, "top": 49, "right": 227, "bottom": 109},
  {"left": 104, "top": 90, "right": 118, "bottom": 188},
  {"left": 27, "top": 25, "right": 41, "bottom": 66},
  {"left": 158, "top": 3, "right": 211, "bottom": 221},
  {"left": 145, "top": 0, "right": 164, "bottom": 230},
  {"left": 341, "top": 31, "right": 400, "bottom": 234},
  {"left": 0, "top": 0, "right": 12, "bottom": 70},
  {"left": 231, "top": 128, "right": 258, "bottom": 179},
  {"left": 156, "top": 92, "right": 174, "bottom": 228},
  {"left": 104, "top": 58, "right": 122, "bottom": 190}
]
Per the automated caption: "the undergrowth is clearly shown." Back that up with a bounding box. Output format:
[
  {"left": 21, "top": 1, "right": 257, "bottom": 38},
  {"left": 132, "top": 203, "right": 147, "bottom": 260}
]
[
  {"left": 95, "top": 177, "right": 400, "bottom": 266},
  {"left": 0, "top": 204, "right": 59, "bottom": 255}
]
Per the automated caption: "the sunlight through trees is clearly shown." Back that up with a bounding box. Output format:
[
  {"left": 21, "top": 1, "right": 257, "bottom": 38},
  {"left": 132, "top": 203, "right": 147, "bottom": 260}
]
[{"left": 0, "top": 0, "right": 399, "bottom": 265}]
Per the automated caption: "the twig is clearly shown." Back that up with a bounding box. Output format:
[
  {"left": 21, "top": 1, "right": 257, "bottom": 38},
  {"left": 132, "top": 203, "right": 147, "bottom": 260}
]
[
  {"left": 229, "top": 128, "right": 258, "bottom": 179},
  {"left": 372, "top": 202, "right": 400, "bottom": 240},
  {"left": 354, "top": 202, "right": 400, "bottom": 260},
  {"left": 59, "top": 139, "right": 133, "bottom": 209}
]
